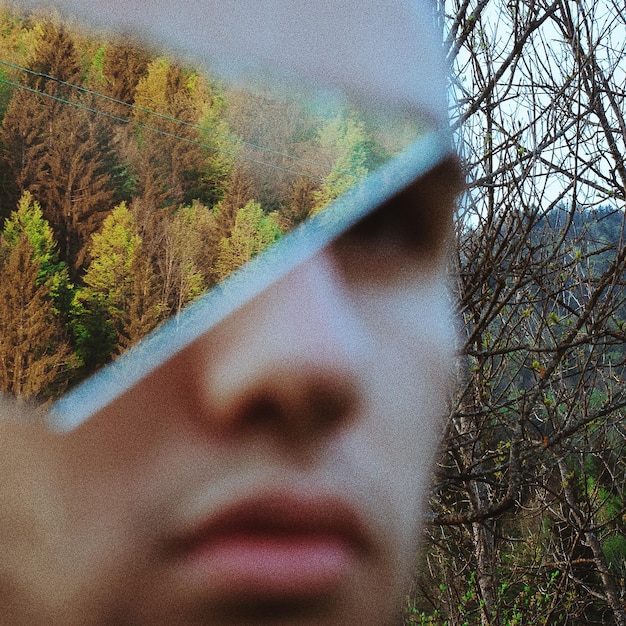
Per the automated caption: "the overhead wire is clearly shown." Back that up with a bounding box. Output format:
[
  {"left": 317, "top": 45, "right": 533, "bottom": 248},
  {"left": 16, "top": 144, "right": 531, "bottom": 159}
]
[{"left": 0, "top": 57, "right": 357, "bottom": 186}]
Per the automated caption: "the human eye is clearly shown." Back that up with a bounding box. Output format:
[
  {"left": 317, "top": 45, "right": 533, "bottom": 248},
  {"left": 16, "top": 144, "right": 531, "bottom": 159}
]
[
  {"left": 342, "top": 195, "right": 421, "bottom": 252},
  {"left": 331, "top": 157, "right": 461, "bottom": 281},
  {"left": 330, "top": 198, "right": 427, "bottom": 284}
]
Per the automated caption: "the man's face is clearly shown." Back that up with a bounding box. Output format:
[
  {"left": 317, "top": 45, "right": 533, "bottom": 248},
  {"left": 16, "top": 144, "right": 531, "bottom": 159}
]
[{"left": 52, "top": 161, "right": 459, "bottom": 625}]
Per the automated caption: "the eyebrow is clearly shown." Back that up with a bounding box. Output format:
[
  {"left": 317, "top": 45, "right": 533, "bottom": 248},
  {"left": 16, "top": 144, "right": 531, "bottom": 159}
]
[{"left": 48, "top": 128, "right": 456, "bottom": 431}]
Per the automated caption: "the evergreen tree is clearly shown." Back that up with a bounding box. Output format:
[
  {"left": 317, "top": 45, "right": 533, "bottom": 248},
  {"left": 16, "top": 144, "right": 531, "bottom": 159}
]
[
  {"left": 2, "top": 191, "right": 72, "bottom": 315},
  {"left": 91, "top": 42, "right": 150, "bottom": 202},
  {"left": 313, "top": 112, "right": 373, "bottom": 211},
  {"left": 71, "top": 202, "right": 158, "bottom": 367},
  {"left": 131, "top": 58, "right": 226, "bottom": 209},
  {"left": 0, "top": 230, "right": 71, "bottom": 399},
  {"left": 213, "top": 200, "right": 282, "bottom": 282},
  {"left": 1, "top": 20, "right": 115, "bottom": 276},
  {"left": 1, "top": 18, "right": 82, "bottom": 195},
  {"left": 279, "top": 177, "right": 319, "bottom": 230},
  {"left": 25, "top": 18, "right": 82, "bottom": 92},
  {"left": 212, "top": 167, "right": 254, "bottom": 240},
  {"left": 101, "top": 42, "right": 149, "bottom": 109}
]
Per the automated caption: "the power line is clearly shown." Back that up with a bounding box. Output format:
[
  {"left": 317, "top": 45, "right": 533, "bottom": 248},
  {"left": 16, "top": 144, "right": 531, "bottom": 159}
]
[
  {"left": 0, "top": 58, "right": 353, "bottom": 183},
  {"left": 2, "top": 75, "right": 344, "bottom": 186}
]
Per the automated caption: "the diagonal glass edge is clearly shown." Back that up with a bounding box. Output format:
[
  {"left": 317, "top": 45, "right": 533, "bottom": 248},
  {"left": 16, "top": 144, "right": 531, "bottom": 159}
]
[{"left": 48, "top": 129, "right": 453, "bottom": 432}]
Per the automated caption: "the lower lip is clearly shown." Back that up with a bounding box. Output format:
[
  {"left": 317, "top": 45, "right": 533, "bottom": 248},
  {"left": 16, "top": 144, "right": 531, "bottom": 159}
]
[{"left": 179, "top": 532, "right": 356, "bottom": 598}]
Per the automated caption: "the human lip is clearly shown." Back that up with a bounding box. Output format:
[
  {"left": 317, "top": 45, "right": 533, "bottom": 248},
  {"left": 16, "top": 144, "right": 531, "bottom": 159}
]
[{"left": 171, "top": 491, "right": 371, "bottom": 600}]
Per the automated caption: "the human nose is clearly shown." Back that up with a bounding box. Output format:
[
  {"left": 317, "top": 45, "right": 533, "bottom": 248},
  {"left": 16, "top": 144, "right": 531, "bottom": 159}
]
[{"left": 185, "top": 250, "right": 367, "bottom": 444}]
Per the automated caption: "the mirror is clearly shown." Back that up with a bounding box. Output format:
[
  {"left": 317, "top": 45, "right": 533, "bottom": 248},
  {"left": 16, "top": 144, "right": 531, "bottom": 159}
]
[{"left": 0, "top": 6, "right": 450, "bottom": 427}]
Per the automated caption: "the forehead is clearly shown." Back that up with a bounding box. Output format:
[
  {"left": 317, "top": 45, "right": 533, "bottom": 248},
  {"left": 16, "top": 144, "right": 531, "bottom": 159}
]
[{"left": 18, "top": 0, "right": 449, "bottom": 125}]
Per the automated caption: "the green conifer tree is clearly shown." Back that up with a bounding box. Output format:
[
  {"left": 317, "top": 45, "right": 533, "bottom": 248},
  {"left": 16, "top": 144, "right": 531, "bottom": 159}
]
[
  {"left": 72, "top": 202, "right": 160, "bottom": 368},
  {"left": 2, "top": 191, "right": 72, "bottom": 316},
  {"left": 312, "top": 112, "right": 373, "bottom": 211},
  {"left": 213, "top": 200, "right": 282, "bottom": 282},
  {"left": 132, "top": 58, "right": 228, "bottom": 209}
]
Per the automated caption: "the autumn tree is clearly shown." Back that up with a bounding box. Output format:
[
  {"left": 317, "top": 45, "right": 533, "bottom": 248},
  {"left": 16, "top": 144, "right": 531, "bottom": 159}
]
[
  {"left": 1, "top": 19, "right": 115, "bottom": 275},
  {"left": 101, "top": 42, "right": 149, "bottom": 109},
  {"left": 0, "top": 9, "right": 26, "bottom": 120},
  {"left": 223, "top": 85, "right": 320, "bottom": 213},
  {"left": 278, "top": 176, "right": 320, "bottom": 231},
  {"left": 120, "top": 249, "right": 161, "bottom": 350},
  {"left": 0, "top": 194, "right": 72, "bottom": 399},
  {"left": 91, "top": 42, "right": 151, "bottom": 201},
  {"left": 153, "top": 200, "right": 218, "bottom": 317},
  {"left": 0, "top": 17, "right": 82, "bottom": 213}
]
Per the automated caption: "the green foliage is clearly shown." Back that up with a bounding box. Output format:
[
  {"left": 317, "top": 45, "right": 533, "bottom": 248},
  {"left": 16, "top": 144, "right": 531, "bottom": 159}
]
[
  {"left": 0, "top": 6, "right": 380, "bottom": 393},
  {"left": 0, "top": 26, "right": 116, "bottom": 275},
  {"left": 87, "top": 44, "right": 106, "bottom": 85},
  {"left": 2, "top": 191, "right": 72, "bottom": 313},
  {"left": 71, "top": 202, "right": 142, "bottom": 367},
  {"left": 602, "top": 535, "right": 626, "bottom": 571},
  {"left": 0, "top": 216, "right": 73, "bottom": 398},
  {"left": 0, "top": 66, "right": 14, "bottom": 119},
  {"left": 407, "top": 569, "right": 565, "bottom": 626},
  {"left": 131, "top": 58, "right": 224, "bottom": 207},
  {"left": 69, "top": 289, "right": 117, "bottom": 372},
  {"left": 82, "top": 202, "right": 141, "bottom": 301},
  {"left": 313, "top": 111, "right": 373, "bottom": 210},
  {"left": 196, "top": 87, "right": 235, "bottom": 205},
  {"left": 158, "top": 202, "right": 212, "bottom": 314},
  {"left": 213, "top": 200, "right": 282, "bottom": 281}
]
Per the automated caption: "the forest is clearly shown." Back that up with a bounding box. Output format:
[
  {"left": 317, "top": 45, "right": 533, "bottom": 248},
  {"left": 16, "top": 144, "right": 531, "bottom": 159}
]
[
  {"left": 1, "top": 0, "right": 626, "bottom": 624},
  {"left": 409, "top": 1, "right": 626, "bottom": 624},
  {"left": 0, "top": 4, "right": 403, "bottom": 397}
]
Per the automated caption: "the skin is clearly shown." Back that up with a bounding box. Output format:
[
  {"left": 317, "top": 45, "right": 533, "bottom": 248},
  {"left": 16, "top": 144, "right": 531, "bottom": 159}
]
[{"left": 0, "top": 159, "right": 462, "bottom": 625}]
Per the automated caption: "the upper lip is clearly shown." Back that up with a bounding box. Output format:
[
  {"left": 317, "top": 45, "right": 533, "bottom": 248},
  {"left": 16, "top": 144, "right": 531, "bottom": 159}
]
[{"left": 171, "top": 489, "right": 373, "bottom": 557}]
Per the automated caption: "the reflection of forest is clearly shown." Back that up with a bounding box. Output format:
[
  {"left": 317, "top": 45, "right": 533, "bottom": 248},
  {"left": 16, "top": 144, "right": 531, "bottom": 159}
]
[{"left": 0, "top": 11, "right": 411, "bottom": 399}]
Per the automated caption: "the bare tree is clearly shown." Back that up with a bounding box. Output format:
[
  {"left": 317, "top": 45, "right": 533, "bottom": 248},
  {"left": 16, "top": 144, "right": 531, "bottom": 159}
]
[{"left": 408, "top": 2, "right": 626, "bottom": 624}]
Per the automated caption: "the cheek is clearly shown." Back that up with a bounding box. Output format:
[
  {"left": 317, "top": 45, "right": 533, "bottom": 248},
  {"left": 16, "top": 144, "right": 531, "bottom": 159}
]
[
  {"left": 351, "top": 274, "right": 456, "bottom": 535},
  {"left": 355, "top": 271, "right": 457, "bottom": 430}
]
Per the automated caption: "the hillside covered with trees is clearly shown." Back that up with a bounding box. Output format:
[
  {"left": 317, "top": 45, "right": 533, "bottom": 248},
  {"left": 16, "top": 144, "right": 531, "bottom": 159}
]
[{"left": 0, "top": 6, "right": 392, "bottom": 398}]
